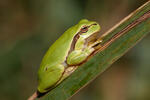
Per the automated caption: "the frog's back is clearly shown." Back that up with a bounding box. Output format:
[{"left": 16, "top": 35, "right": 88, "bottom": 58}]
[
  {"left": 40, "top": 25, "right": 79, "bottom": 68},
  {"left": 39, "top": 19, "right": 96, "bottom": 70}
]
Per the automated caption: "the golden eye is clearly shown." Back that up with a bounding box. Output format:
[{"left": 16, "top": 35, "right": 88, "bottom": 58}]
[{"left": 81, "top": 26, "right": 88, "bottom": 33}]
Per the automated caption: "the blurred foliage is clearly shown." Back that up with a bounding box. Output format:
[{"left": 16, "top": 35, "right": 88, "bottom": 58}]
[{"left": 0, "top": 0, "right": 149, "bottom": 100}]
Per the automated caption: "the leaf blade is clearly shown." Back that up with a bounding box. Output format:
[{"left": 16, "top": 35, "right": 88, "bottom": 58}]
[{"left": 40, "top": 1, "right": 150, "bottom": 100}]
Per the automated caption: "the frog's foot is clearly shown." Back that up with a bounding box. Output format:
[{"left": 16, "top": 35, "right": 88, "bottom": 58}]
[
  {"left": 64, "top": 66, "right": 77, "bottom": 76},
  {"left": 91, "top": 39, "right": 103, "bottom": 49},
  {"left": 56, "top": 66, "right": 77, "bottom": 85},
  {"left": 87, "top": 37, "right": 103, "bottom": 49}
]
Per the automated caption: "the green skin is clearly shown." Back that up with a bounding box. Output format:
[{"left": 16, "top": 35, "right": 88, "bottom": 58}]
[{"left": 38, "top": 19, "right": 101, "bottom": 93}]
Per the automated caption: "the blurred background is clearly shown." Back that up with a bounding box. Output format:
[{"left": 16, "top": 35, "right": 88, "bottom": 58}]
[{"left": 0, "top": 0, "right": 150, "bottom": 100}]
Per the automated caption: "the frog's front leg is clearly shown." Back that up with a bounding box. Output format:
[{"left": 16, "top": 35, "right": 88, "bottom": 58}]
[
  {"left": 66, "top": 48, "right": 94, "bottom": 66},
  {"left": 66, "top": 39, "right": 103, "bottom": 66},
  {"left": 88, "top": 38, "right": 103, "bottom": 49}
]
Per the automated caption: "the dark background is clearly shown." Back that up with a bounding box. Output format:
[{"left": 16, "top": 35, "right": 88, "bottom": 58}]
[{"left": 0, "top": 0, "right": 150, "bottom": 100}]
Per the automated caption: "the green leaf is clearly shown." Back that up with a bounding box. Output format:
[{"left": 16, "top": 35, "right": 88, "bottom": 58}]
[{"left": 40, "top": 1, "right": 150, "bottom": 100}]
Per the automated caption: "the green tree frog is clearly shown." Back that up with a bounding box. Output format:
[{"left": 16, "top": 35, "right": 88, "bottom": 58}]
[{"left": 37, "top": 19, "right": 102, "bottom": 97}]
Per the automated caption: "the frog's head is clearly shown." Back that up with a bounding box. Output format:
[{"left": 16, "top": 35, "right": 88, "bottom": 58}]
[
  {"left": 77, "top": 19, "right": 101, "bottom": 40},
  {"left": 72, "top": 19, "right": 101, "bottom": 46}
]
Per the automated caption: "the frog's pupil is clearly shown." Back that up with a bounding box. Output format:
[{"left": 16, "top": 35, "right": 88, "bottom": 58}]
[{"left": 83, "top": 27, "right": 87, "bottom": 29}]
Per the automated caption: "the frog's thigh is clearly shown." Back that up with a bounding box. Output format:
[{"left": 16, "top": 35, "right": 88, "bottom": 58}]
[
  {"left": 47, "top": 64, "right": 65, "bottom": 84},
  {"left": 44, "top": 64, "right": 64, "bottom": 86},
  {"left": 39, "top": 64, "right": 65, "bottom": 91}
]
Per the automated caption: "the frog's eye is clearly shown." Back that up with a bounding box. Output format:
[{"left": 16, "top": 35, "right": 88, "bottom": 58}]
[{"left": 80, "top": 26, "right": 88, "bottom": 33}]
